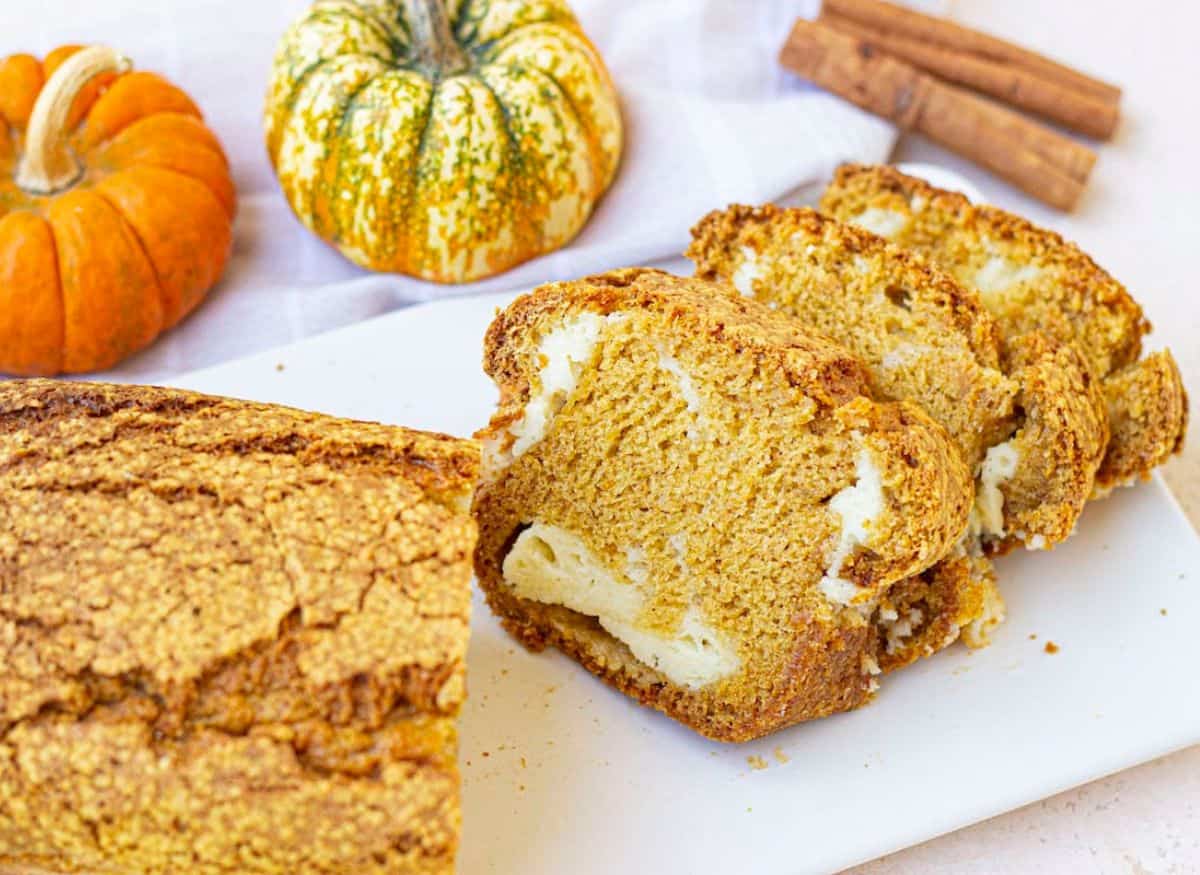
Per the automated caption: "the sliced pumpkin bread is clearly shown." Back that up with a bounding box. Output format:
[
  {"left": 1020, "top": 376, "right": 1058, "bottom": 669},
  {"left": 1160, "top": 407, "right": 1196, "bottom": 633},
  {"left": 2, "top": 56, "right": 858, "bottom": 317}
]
[
  {"left": 0, "top": 380, "right": 479, "bottom": 875},
  {"left": 472, "top": 268, "right": 973, "bottom": 741},
  {"left": 820, "top": 163, "right": 1187, "bottom": 493},
  {"left": 688, "top": 205, "right": 1107, "bottom": 553}
]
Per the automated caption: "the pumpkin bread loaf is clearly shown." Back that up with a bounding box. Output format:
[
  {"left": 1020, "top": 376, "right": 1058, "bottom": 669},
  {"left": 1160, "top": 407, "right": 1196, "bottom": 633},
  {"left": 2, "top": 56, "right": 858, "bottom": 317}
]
[
  {"left": 0, "top": 381, "right": 478, "bottom": 875},
  {"left": 820, "top": 163, "right": 1187, "bottom": 494},
  {"left": 472, "top": 268, "right": 973, "bottom": 741},
  {"left": 688, "top": 205, "right": 1108, "bottom": 555}
]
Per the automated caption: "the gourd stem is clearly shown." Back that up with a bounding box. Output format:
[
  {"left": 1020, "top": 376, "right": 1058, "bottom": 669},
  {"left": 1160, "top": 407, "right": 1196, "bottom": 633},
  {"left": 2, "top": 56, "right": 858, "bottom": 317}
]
[
  {"left": 16, "top": 46, "right": 132, "bottom": 195},
  {"left": 409, "top": 0, "right": 471, "bottom": 77}
]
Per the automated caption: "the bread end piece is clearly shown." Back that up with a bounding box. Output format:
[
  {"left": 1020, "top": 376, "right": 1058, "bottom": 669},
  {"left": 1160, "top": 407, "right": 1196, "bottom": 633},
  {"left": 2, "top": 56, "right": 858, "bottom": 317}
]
[
  {"left": 1094, "top": 350, "right": 1189, "bottom": 494},
  {"left": 0, "top": 380, "right": 479, "bottom": 875}
]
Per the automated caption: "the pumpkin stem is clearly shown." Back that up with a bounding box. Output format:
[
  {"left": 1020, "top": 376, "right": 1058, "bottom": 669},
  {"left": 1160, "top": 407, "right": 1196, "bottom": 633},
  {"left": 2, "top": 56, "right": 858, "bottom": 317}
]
[
  {"left": 409, "top": 0, "right": 471, "bottom": 77},
  {"left": 16, "top": 46, "right": 132, "bottom": 195}
]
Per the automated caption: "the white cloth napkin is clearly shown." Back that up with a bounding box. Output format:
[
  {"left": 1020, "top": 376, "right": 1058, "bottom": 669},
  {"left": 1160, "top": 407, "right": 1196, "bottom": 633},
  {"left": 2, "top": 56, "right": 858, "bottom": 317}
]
[{"left": 11, "top": 0, "right": 903, "bottom": 382}]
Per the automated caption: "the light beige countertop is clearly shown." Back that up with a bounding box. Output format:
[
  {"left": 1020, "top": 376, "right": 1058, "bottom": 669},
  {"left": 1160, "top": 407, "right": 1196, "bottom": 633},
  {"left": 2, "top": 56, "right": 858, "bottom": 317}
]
[{"left": 848, "top": 1, "right": 1200, "bottom": 871}]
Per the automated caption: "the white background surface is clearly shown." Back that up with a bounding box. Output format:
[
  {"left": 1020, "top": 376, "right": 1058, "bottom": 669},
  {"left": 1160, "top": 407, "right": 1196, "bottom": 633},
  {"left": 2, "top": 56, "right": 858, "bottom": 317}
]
[{"left": 6, "top": 0, "right": 1200, "bottom": 871}]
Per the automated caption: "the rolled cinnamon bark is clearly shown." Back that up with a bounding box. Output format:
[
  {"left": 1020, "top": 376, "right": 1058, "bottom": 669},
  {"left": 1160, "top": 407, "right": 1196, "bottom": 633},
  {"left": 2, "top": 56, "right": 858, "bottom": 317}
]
[
  {"left": 779, "top": 19, "right": 1096, "bottom": 210},
  {"left": 822, "top": 0, "right": 1121, "bottom": 107},
  {"left": 818, "top": 12, "right": 1120, "bottom": 140}
]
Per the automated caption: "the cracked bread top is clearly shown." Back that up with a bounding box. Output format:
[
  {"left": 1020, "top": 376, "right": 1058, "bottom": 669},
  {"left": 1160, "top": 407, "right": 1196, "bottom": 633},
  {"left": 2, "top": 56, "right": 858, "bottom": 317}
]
[
  {"left": 0, "top": 380, "right": 480, "bottom": 873},
  {"left": 0, "top": 379, "right": 479, "bottom": 749}
]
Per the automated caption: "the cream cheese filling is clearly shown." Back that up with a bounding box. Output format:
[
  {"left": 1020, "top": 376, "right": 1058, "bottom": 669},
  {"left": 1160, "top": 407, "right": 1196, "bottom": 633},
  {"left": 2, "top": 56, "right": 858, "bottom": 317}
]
[
  {"left": 974, "top": 252, "right": 1043, "bottom": 295},
  {"left": 503, "top": 523, "right": 741, "bottom": 689},
  {"left": 732, "top": 245, "right": 761, "bottom": 296},
  {"left": 657, "top": 348, "right": 704, "bottom": 441},
  {"left": 852, "top": 207, "right": 909, "bottom": 239},
  {"left": 488, "top": 312, "right": 626, "bottom": 470},
  {"left": 819, "top": 441, "right": 887, "bottom": 606},
  {"left": 970, "top": 439, "right": 1020, "bottom": 538}
]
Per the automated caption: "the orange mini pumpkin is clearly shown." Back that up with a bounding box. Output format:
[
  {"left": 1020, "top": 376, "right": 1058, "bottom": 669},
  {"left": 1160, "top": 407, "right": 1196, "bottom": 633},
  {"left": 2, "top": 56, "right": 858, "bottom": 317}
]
[{"left": 0, "top": 45, "right": 236, "bottom": 375}]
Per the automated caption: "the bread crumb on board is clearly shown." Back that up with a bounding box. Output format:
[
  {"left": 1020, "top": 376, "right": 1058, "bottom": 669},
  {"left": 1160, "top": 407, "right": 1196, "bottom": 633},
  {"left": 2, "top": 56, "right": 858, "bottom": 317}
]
[
  {"left": 1044, "top": 641, "right": 1060, "bottom": 654},
  {"left": 746, "top": 755, "right": 768, "bottom": 771}
]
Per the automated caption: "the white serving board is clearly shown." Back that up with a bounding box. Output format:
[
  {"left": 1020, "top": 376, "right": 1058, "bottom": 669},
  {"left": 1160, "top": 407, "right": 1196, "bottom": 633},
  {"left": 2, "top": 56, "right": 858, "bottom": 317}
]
[{"left": 174, "top": 290, "right": 1200, "bottom": 875}]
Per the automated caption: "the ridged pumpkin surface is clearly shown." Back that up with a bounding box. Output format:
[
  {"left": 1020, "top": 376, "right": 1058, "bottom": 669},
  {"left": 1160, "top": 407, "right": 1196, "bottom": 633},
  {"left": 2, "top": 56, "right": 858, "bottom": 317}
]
[
  {"left": 265, "top": 0, "right": 623, "bottom": 283},
  {"left": 0, "top": 46, "right": 236, "bottom": 376}
]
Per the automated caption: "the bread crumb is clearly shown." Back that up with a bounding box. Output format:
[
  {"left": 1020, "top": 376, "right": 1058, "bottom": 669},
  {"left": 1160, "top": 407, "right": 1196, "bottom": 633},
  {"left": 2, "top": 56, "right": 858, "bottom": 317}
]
[
  {"left": 773, "top": 746, "right": 790, "bottom": 765},
  {"left": 520, "top": 756, "right": 527, "bottom": 768},
  {"left": 274, "top": 362, "right": 285, "bottom": 372},
  {"left": 746, "top": 755, "right": 768, "bottom": 771},
  {"left": 1160, "top": 608, "right": 1168, "bottom": 616},
  {"left": 1028, "top": 633, "right": 1037, "bottom": 640},
  {"left": 1044, "top": 641, "right": 1060, "bottom": 654}
]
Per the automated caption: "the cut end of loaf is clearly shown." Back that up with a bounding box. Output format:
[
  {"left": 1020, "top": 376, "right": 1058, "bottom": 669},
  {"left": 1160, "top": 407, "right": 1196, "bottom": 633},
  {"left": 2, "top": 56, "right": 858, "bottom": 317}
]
[{"left": 473, "top": 269, "right": 972, "bottom": 740}]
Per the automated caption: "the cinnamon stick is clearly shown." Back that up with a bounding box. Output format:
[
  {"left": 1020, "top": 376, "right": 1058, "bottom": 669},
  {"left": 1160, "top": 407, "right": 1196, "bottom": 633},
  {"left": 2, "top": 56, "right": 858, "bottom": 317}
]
[
  {"left": 779, "top": 19, "right": 1096, "bottom": 210},
  {"left": 818, "top": 11, "right": 1120, "bottom": 140},
  {"left": 822, "top": 0, "right": 1121, "bottom": 107}
]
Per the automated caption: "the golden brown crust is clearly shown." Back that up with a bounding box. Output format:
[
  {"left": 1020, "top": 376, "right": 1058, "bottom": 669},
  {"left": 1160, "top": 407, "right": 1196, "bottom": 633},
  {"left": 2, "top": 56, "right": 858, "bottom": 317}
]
[
  {"left": 993, "top": 332, "right": 1109, "bottom": 551},
  {"left": 473, "top": 270, "right": 972, "bottom": 742},
  {"left": 690, "top": 204, "right": 1005, "bottom": 367},
  {"left": 482, "top": 266, "right": 872, "bottom": 415},
  {"left": 0, "top": 380, "right": 479, "bottom": 874},
  {"left": 822, "top": 163, "right": 1187, "bottom": 487},
  {"left": 821, "top": 163, "right": 1150, "bottom": 378},
  {"left": 687, "top": 203, "right": 1015, "bottom": 471},
  {"left": 1095, "top": 350, "right": 1189, "bottom": 491}
]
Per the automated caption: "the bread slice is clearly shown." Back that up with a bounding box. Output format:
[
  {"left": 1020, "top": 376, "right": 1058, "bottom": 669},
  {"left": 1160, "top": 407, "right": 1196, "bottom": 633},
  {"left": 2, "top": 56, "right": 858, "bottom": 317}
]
[
  {"left": 1096, "top": 352, "right": 1189, "bottom": 493},
  {"left": 820, "top": 163, "right": 1187, "bottom": 493},
  {"left": 687, "top": 205, "right": 1107, "bottom": 552},
  {"left": 0, "top": 380, "right": 479, "bottom": 875},
  {"left": 686, "top": 207, "right": 1013, "bottom": 670},
  {"left": 473, "top": 268, "right": 973, "bottom": 741}
]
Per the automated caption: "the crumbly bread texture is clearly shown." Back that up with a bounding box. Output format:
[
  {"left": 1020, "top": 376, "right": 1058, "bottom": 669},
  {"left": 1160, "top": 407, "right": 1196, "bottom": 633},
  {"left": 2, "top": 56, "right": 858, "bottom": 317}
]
[
  {"left": 820, "top": 164, "right": 1187, "bottom": 492},
  {"left": 473, "top": 268, "right": 973, "bottom": 741},
  {"left": 875, "top": 549, "right": 1004, "bottom": 673},
  {"left": 687, "top": 205, "right": 1107, "bottom": 552},
  {"left": 0, "top": 381, "right": 479, "bottom": 875}
]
